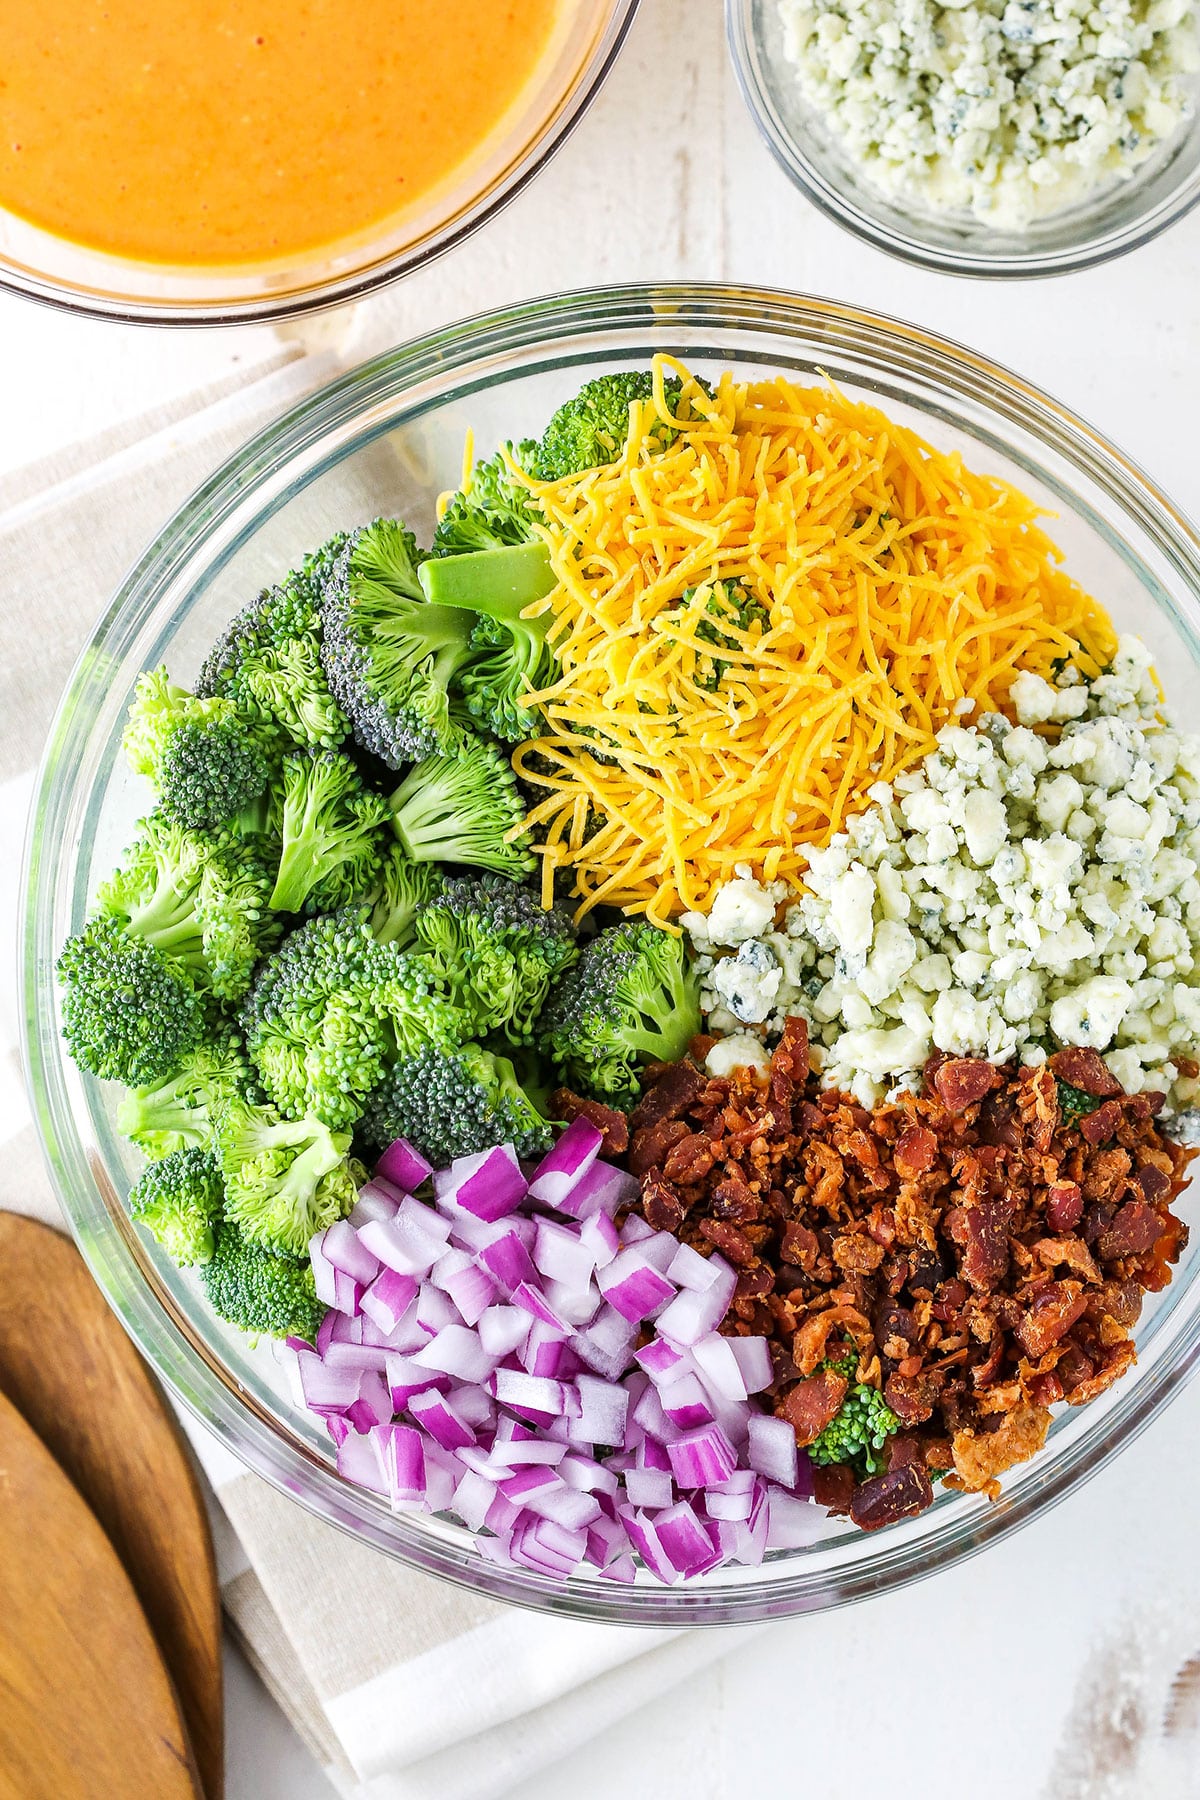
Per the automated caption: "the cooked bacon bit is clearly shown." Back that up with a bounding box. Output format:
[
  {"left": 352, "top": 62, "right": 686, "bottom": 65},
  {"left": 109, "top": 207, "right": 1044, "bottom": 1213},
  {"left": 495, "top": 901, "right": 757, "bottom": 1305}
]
[
  {"left": 1046, "top": 1182, "right": 1084, "bottom": 1232},
  {"left": 1097, "top": 1200, "right": 1165, "bottom": 1260},
  {"left": 850, "top": 1463, "right": 934, "bottom": 1530},
  {"left": 779, "top": 1368, "right": 848, "bottom": 1445},
  {"left": 951, "top": 1403, "right": 1052, "bottom": 1492},
  {"left": 551, "top": 1089, "right": 630, "bottom": 1158},
  {"left": 1014, "top": 1281, "right": 1089, "bottom": 1360},
  {"left": 895, "top": 1125, "right": 938, "bottom": 1176},
  {"left": 641, "top": 1170, "right": 684, "bottom": 1234},
  {"left": 629, "top": 1046, "right": 1192, "bottom": 1532},
  {"left": 1135, "top": 1163, "right": 1171, "bottom": 1205},
  {"left": 933, "top": 1058, "right": 1002, "bottom": 1115},
  {"left": 811, "top": 1462, "right": 856, "bottom": 1515},
  {"left": 1080, "top": 1100, "right": 1125, "bottom": 1145},
  {"left": 1048, "top": 1047, "right": 1123, "bottom": 1096}
]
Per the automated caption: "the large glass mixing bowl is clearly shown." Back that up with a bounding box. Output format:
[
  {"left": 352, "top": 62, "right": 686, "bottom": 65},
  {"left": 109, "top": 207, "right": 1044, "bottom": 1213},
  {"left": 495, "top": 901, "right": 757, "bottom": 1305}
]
[{"left": 23, "top": 284, "right": 1200, "bottom": 1623}]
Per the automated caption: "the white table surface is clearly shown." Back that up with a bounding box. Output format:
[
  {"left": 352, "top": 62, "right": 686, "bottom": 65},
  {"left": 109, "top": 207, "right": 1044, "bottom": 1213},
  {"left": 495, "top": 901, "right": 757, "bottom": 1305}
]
[{"left": 4, "top": 2, "right": 1200, "bottom": 1795}]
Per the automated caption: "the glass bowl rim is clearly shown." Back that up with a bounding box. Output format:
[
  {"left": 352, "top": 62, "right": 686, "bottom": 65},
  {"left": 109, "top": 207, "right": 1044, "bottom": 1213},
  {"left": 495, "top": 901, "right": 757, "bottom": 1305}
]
[
  {"left": 0, "top": 0, "right": 640, "bottom": 327},
  {"left": 725, "top": 0, "right": 1200, "bottom": 279},
  {"left": 22, "top": 279, "right": 1200, "bottom": 1625}
]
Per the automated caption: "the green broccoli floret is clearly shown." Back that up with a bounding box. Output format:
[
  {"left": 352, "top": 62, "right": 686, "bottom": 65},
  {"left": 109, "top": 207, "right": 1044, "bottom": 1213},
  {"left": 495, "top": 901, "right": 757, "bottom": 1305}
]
[
  {"left": 97, "top": 811, "right": 279, "bottom": 1001},
  {"left": 240, "top": 909, "right": 462, "bottom": 1129},
  {"left": 57, "top": 916, "right": 208, "bottom": 1087},
  {"left": 201, "top": 1221, "right": 325, "bottom": 1342},
  {"left": 123, "top": 666, "right": 273, "bottom": 832},
  {"left": 367, "top": 844, "right": 444, "bottom": 947},
  {"left": 676, "top": 580, "right": 770, "bottom": 692},
  {"left": 117, "top": 1030, "right": 254, "bottom": 1157},
  {"left": 361, "top": 1042, "right": 555, "bottom": 1165},
  {"left": 539, "top": 920, "right": 700, "bottom": 1102},
  {"left": 1056, "top": 1077, "right": 1102, "bottom": 1122},
  {"left": 412, "top": 873, "right": 577, "bottom": 1044},
  {"left": 431, "top": 442, "right": 542, "bottom": 557},
  {"left": 388, "top": 734, "right": 534, "bottom": 878},
  {"left": 808, "top": 1354, "right": 901, "bottom": 1479},
  {"left": 268, "top": 748, "right": 389, "bottom": 915},
  {"left": 217, "top": 1096, "right": 360, "bottom": 1258},
  {"left": 319, "top": 518, "right": 475, "bottom": 769},
  {"left": 419, "top": 541, "right": 558, "bottom": 744},
  {"left": 196, "top": 537, "right": 349, "bottom": 750},
  {"left": 127, "top": 1146, "right": 223, "bottom": 1266},
  {"left": 534, "top": 371, "right": 694, "bottom": 482}
]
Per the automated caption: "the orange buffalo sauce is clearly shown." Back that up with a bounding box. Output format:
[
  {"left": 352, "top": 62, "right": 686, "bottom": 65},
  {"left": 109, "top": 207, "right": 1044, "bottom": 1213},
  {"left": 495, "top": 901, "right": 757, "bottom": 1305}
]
[{"left": 0, "top": 0, "right": 561, "bottom": 267}]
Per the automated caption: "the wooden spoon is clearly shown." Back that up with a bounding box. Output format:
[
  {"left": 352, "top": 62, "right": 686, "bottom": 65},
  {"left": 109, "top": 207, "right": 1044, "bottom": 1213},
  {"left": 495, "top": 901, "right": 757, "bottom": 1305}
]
[
  {"left": 0, "top": 1384, "right": 201, "bottom": 1798},
  {"left": 0, "top": 1214, "right": 223, "bottom": 1800}
]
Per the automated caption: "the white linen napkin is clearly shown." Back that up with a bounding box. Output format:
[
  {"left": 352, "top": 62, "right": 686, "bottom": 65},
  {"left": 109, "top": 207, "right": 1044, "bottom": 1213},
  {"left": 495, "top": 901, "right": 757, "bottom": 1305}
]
[{"left": 0, "top": 352, "right": 759, "bottom": 1800}]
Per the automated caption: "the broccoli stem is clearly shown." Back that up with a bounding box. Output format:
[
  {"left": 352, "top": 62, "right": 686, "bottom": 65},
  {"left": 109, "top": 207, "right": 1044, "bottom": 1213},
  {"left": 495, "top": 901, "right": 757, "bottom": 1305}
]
[{"left": 419, "top": 542, "right": 556, "bottom": 618}]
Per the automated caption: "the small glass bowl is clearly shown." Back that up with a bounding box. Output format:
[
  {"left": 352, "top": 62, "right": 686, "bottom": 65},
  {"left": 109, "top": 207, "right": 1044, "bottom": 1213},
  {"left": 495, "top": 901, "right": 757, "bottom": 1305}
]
[
  {"left": 727, "top": 0, "right": 1200, "bottom": 277},
  {"left": 0, "top": 0, "right": 638, "bottom": 325},
  {"left": 23, "top": 283, "right": 1200, "bottom": 1623}
]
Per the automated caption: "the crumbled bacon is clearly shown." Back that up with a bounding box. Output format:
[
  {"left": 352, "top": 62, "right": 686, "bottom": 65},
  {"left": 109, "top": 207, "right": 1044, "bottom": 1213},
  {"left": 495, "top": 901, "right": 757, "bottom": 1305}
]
[
  {"left": 627, "top": 1028, "right": 1192, "bottom": 1530},
  {"left": 551, "top": 1090, "right": 630, "bottom": 1158}
]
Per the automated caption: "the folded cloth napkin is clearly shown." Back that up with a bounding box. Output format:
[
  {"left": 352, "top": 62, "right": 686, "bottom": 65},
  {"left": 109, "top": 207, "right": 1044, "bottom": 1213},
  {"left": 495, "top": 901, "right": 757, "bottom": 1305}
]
[{"left": 0, "top": 353, "right": 760, "bottom": 1800}]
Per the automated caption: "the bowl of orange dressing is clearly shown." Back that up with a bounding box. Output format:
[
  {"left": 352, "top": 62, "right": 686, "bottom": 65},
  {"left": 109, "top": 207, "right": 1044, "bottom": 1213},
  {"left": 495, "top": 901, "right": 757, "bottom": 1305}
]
[{"left": 0, "top": 0, "right": 639, "bottom": 321}]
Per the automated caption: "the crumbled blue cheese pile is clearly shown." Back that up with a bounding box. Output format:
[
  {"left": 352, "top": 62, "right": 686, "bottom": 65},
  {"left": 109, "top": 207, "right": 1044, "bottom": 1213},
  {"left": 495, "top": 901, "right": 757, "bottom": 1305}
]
[
  {"left": 684, "top": 638, "right": 1200, "bottom": 1120},
  {"left": 778, "top": 0, "right": 1199, "bottom": 228}
]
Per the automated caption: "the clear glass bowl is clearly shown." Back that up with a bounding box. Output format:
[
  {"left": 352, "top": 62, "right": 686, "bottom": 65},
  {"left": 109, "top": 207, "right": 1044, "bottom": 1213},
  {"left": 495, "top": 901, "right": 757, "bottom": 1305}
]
[
  {"left": 23, "top": 282, "right": 1200, "bottom": 1623},
  {"left": 0, "top": 0, "right": 637, "bottom": 325},
  {"left": 728, "top": 0, "right": 1200, "bottom": 277}
]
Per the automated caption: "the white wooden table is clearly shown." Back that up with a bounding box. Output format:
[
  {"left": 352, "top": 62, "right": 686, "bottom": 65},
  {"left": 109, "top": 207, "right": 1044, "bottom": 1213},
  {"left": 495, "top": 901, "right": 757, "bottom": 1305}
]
[{"left": 4, "top": 2, "right": 1200, "bottom": 1794}]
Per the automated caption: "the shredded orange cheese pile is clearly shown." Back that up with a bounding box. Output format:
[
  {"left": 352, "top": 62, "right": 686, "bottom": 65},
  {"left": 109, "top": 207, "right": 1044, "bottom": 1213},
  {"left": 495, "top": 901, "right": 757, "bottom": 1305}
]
[{"left": 513, "top": 357, "right": 1117, "bottom": 926}]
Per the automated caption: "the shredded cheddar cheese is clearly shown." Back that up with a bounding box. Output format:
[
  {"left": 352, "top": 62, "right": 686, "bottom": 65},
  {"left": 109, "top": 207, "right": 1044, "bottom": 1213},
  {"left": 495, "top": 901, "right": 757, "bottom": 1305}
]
[{"left": 511, "top": 357, "right": 1117, "bottom": 926}]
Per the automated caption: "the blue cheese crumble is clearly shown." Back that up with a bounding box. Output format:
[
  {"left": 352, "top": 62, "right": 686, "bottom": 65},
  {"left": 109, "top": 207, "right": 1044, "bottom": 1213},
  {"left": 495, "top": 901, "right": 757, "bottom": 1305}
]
[
  {"left": 778, "top": 0, "right": 1199, "bottom": 227},
  {"left": 685, "top": 638, "right": 1200, "bottom": 1114}
]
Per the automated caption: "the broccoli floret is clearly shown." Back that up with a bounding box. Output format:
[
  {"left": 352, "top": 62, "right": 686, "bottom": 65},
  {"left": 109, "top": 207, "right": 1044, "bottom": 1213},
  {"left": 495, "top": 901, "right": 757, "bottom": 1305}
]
[
  {"left": 240, "top": 909, "right": 462, "bottom": 1129},
  {"left": 201, "top": 1221, "right": 325, "bottom": 1342},
  {"left": 123, "top": 666, "right": 273, "bottom": 831},
  {"left": 127, "top": 1146, "right": 223, "bottom": 1266},
  {"left": 412, "top": 873, "right": 577, "bottom": 1044},
  {"left": 268, "top": 748, "right": 389, "bottom": 915},
  {"left": 677, "top": 580, "right": 770, "bottom": 693},
  {"left": 367, "top": 844, "right": 444, "bottom": 948},
  {"left": 535, "top": 371, "right": 694, "bottom": 482},
  {"left": 1056, "top": 1077, "right": 1101, "bottom": 1122},
  {"left": 361, "top": 1042, "right": 555, "bottom": 1165},
  {"left": 319, "top": 518, "right": 475, "bottom": 769},
  {"left": 419, "top": 541, "right": 558, "bottom": 744},
  {"left": 431, "top": 442, "right": 542, "bottom": 557},
  {"left": 57, "top": 916, "right": 208, "bottom": 1087},
  {"left": 540, "top": 920, "right": 700, "bottom": 1102},
  {"left": 217, "top": 1096, "right": 360, "bottom": 1258},
  {"left": 388, "top": 734, "right": 534, "bottom": 878},
  {"left": 808, "top": 1356, "right": 901, "bottom": 1479},
  {"left": 197, "top": 537, "right": 349, "bottom": 750},
  {"left": 117, "top": 1030, "right": 254, "bottom": 1157},
  {"left": 97, "top": 811, "right": 278, "bottom": 1000}
]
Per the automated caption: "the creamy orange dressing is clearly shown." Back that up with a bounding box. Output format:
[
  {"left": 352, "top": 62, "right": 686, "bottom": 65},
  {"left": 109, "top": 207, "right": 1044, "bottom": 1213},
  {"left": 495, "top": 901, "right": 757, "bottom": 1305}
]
[{"left": 0, "top": 0, "right": 560, "bottom": 266}]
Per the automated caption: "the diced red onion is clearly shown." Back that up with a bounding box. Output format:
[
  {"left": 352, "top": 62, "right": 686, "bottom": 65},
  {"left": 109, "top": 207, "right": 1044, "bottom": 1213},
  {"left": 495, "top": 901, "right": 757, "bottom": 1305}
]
[
  {"left": 667, "top": 1423, "right": 737, "bottom": 1489},
  {"left": 554, "top": 1158, "right": 638, "bottom": 1221},
  {"left": 522, "top": 1319, "right": 576, "bottom": 1379},
  {"left": 344, "top": 1369, "right": 392, "bottom": 1433},
  {"left": 653, "top": 1262, "right": 736, "bottom": 1347},
  {"left": 601, "top": 1554, "right": 637, "bottom": 1584},
  {"left": 453, "top": 1468, "right": 497, "bottom": 1532},
  {"left": 634, "top": 1338, "right": 686, "bottom": 1384},
  {"left": 439, "top": 1262, "right": 497, "bottom": 1328},
  {"left": 727, "top": 1335, "right": 774, "bottom": 1395},
  {"left": 325, "top": 1413, "right": 351, "bottom": 1449},
  {"left": 624, "top": 1465, "right": 674, "bottom": 1508},
  {"left": 358, "top": 1267, "right": 419, "bottom": 1336},
  {"left": 435, "top": 1144, "right": 527, "bottom": 1221},
  {"left": 349, "top": 1177, "right": 406, "bottom": 1229},
  {"left": 659, "top": 1372, "right": 715, "bottom": 1431},
  {"left": 597, "top": 1249, "right": 676, "bottom": 1323},
  {"left": 489, "top": 1368, "right": 569, "bottom": 1418},
  {"left": 524, "top": 1483, "right": 602, "bottom": 1531},
  {"left": 358, "top": 1212, "right": 446, "bottom": 1279},
  {"left": 533, "top": 1218, "right": 598, "bottom": 1288},
  {"left": 619, "top": 1215, "right": 653, "bottom": 1243},
  {"left": 510, "top": 1282, "right": 570, "bottom": 1334},
  {"left": 336, "top": 1428, "right": 389, "bottom": 1495},
  {"left": 540, "top": 1276, "right": 602, "bottom": 1329},
  {"left": 479, "top": 1230, "right": 539, "bottom": 1294},
  {"left": 320, "top": 1221, "right": 381, "bottom": 1284},
  {"left": 445, "top": 1382, "right": 497, "bottom": 1431},
  {"left": 315, "top": 1309, "right": 337, "bottom": 1357},
  {"left": 413, "top": 1323, "right": 496, "bottom": 1382},
  {"left": 616, "top": 1506, "right": 674, "bottom": 1583},
  {"left": 631, "top": 1380, "right": 675, "bottom": 1444},
  {"left": 636, "top": 1232, "right": 685, "bottom": 1275},
  {"left": 665, "top": 1241, "right": 720, "bottom": 1292},
  {"left": 509, "top": 1514, "right": 587, "bottom": 1578},
  {"left": 409, "top": 1389, "right": 476, "bottom": 1451},
  {"left": 385, "top": 1354, "right": 449, "bottom": 1409},
  {"left": 375, "top": 1136, "right": 433, "bottom": 1193},
  {"left": 764, "top": 1486, "right": 823, "bottom": 1549},
  {"left": 526, "top": 1115, "right": 603, "bottom": 1207},
  {"left": 654, "top": 1500, "right": 723, "bottom": 1577},
  {"left": 578, "top": 1209, "right": 620, "bottom": 1267},
  {"left": 586, "top": 1513, "right": 630, "bottom": 1568},
  {"left": 639, "top": 1434, "right": 672, "bottom": 1473},
  {"left": 558, "top": 1452, "right": 619, "bottom": 1497},
  {"left": 746, "top": 1413, "right": 799, "bottom": 1488},
  {"left": 371, "top": 1423, "right": 426, "bottom": 1504},
  {"left": 414, "top": 1284, "right": 458, "bottom": 1335},
  {"left": 324, "top": 1340, "right": 390, "bottom": 1373},
  {"left": 569, "top": 1304, "right": 638, "bottom": 1381},
  {"left": 298, "top": 1357, "right": 363, "bottom": 1415},
  {"left": 571, "top": 1373, "right": 629, "bottom": 1448},
  {"left": 477, "top": 1305, "right": 530, "bottom": 1360},
  {"left": 332, "top": 1269, "right": 365, "bottom": 1316},
  {"left": 691, "top": 1333, "right": 748, "bottom": 1404},
  {"left": 703, "top": 1470, "right": 760, "bottom": 1521}
]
